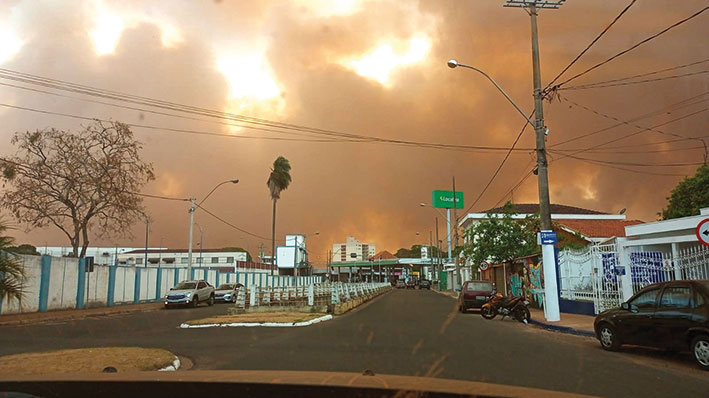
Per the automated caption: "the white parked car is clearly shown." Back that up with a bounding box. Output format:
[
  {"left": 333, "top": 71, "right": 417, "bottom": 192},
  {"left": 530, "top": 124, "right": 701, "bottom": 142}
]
[
  {"left": 214, "top": 282, "right": 244, "bottom": 303},
  {"left": 164, "top": 280, "right": 215, "bottom": 308}
]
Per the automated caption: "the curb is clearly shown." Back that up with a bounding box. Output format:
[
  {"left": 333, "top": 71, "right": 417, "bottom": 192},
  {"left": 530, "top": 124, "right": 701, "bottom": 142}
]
[
  {"left": 529, "top": 318, "right": 596, "bottom": 337},
  {"left": 179, "top": 314, "right": 333, "bottom": 329},
  {"left": 158, "top": 356, "right": 181, "bottom": 371}
]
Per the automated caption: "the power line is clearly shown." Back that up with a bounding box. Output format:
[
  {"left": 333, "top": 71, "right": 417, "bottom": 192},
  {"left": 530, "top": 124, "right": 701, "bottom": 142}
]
[
  {"left": 561, "top": 58, "right": 709, "bottom": 90},
  {"left": 460, "top": 109, "right": 535, "bottom": 216},
  {"left": 194, "top": 204, "right": 270, "bottom": 241},
  {"left": 561, "top": 69, "right": 709, "bottom": 90},
  {"left": 545, "top": 0, "right": 637, "bottom": 90},
  {"left": 0, "top": 101, "right": 545, "bottom": 154},
  {"left": 133, "top": 192, "right": 190, "bottom": 202},
  {"left": 547, "top": 150, "right": 704, "bottom": 167},
  {"left": 558, "top": 95, "right": 708, "bottom": 160},
  {"left": 0, "top": 68, "right": 537, "bottom": 153},
  {"left": 548, "top": 5, "right": 709, "bottom": 91},
  {"left": 0, "top": 82, "right": 357, "bottom": 143},
  {"left": 549, "top": 91, "right": 709, "bottom": 148},
  {"left": 553, "top": 153, "right": 696, "bottom": 176}
]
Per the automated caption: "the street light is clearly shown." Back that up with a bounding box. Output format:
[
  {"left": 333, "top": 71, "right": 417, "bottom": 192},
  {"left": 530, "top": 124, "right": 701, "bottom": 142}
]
[
  {"left": 187, "top": 178, "right": 239, "bottom": 276},
  {"left": 447, "top": 60, "right": 535, "bottom": 128}
]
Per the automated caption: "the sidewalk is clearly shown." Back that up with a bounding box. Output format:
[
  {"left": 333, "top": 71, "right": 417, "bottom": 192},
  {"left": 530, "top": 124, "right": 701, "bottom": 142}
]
[
  {"left": 0, "top": 302, "right": 163, "bottom": 327},
  {"left": 529, "top": 308, "right": 596, "bottom": 337}
]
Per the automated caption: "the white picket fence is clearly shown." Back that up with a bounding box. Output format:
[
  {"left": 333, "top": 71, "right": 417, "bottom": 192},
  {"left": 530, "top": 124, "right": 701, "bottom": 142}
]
[{"left": 559, "top": 243, "right": 709, "bottom": 314}]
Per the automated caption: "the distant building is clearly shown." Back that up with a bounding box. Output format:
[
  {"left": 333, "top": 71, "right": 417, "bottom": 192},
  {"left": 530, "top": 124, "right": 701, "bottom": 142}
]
[
  {"left": 276, "top": 234, "right": 312, "bottom": 276},
  {"left": 332, "top": 236, "right": 376, "bottom": 262},
  {"left": 39, "top": 246, "right": 150, "bottom": 266},
  {"left": 116, "top": 248, "right": 273, "bottom": 273}
]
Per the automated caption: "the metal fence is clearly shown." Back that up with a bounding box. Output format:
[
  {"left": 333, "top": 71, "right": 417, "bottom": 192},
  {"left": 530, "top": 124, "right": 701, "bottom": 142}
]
[{"left": 558, "top": 243, "right": 709, "bottom": 314}]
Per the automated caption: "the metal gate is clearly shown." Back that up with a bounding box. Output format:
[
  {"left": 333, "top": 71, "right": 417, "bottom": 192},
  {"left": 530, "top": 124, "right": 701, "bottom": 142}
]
[{"left": 590, "top": 243, "right": 622, "bottom": 313}]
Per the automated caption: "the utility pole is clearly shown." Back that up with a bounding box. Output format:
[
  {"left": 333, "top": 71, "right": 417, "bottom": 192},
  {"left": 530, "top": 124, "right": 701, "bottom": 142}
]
[
  {"left": 429, "top": 230, "right": 433, "bottom": 281},
  {"left": 144, "top": 218, "right": 149, "bottom": 268},
  {"left": 187, "top": 197, "right": 196, "bottom": 277},
  {"left": 435, "top": 217, "right": 440, "bottom": 283},
  {"left": 452, "top": 176, "right": 461, "bottom": 290},
  {"left": 504, "top": 0, "right": 561, "bottom": 321}
]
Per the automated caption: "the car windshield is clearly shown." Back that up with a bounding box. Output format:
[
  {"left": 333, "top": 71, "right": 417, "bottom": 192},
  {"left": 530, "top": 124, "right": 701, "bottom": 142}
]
[
  {"left": 466, "top": 282, "right": 492, "bottom": 292},
  {"left": 1, "top": 2, "right": 708, "bottom": 397},
  {"left": 174, "top": 282, "right": 196, "bottom": 290}
]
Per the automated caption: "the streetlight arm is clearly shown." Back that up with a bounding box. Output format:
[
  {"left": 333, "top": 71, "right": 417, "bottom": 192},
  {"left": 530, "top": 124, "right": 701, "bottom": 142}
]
[
  {"left": 198, "top": 179, "right": 239, "bottom": 207},
  {"left": 449, "top": 60, "right": 535, "bottom": 127}
]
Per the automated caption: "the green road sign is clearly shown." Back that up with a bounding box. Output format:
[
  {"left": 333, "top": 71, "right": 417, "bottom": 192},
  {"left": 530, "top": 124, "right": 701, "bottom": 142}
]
[{"left": 432, "top": 190, "right": 464, "bottom": 209}]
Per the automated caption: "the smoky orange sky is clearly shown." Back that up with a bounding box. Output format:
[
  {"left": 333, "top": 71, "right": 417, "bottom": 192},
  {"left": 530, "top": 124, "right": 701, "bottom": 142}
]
[{"left": 1, "top": 0, "right": 707, "bottom": 266}]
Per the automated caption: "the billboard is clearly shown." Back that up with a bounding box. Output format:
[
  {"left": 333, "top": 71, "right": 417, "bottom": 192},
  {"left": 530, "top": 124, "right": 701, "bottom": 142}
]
[
  {"left": 432, "top": 190, "right": 464, "bottom": 209},
  {"left": 235, "top": 252, "right": 248, "bottom": 262},
  {"left": 421, "top": 246, "right": 429, "bottom": 260}
]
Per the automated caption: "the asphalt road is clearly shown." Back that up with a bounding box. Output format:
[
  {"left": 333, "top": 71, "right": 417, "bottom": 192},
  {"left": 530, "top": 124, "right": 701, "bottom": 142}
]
[{"left": 1, "top": 289, "right": 708, "bottom": 397}]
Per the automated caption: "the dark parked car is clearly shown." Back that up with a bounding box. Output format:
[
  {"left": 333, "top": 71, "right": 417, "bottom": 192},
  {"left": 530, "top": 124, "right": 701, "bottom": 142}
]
[
  {"left": 594, "top": 280, "right": 709, "bottom": 370},
  {"left": 458, "top": 280, "right": 495, "bottom": 312},
  {"left": 419, "top": 280, "right": 431, "bottom": 290}
]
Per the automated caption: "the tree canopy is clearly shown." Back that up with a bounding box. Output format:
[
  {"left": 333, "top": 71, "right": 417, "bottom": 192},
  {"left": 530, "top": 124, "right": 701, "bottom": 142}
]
[
  {"left": 462, "top": 202, "right": 539, "bottom": 266},
  {"left": 394, "top": 244, "right": 442, "bottom": 258},
  {"left": 662, "top": 164, "right": 709, "bottom": 220},
  {"left": 0, "top": 121, "right": 154, "bottom": 258}
]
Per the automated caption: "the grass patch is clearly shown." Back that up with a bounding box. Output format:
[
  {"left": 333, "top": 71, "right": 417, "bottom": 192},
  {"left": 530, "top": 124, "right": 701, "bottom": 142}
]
[
  {"left": 184, "top": 312, "right": 327, "bottom": 326},
  {"left": 0, "top": 347, "right": 176, "bottom": 376}
]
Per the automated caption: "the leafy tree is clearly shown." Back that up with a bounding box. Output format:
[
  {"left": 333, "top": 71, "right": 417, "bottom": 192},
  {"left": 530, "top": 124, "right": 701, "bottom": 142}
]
[
  {"left": 662, "top": 164, "right": 709, "bottom": 220},
  {"left": 0, "top": 220, "right": 25, "bottom": 304},
  {"left": 7, "top": 244, "right": 40, "bottom": 255},
  {"left": 220, "top": 247, "right": 252, "bottom": 262},
  {"left": 0, "top": 121, "right": 155, "bottom": 258},
  {"left": 462, "top": 202, "right": 539, "bottom": 267},
  {"left": 266, "top": 156, "right": 292, "bottom": 275},
  {"left": 395, "top": 244, "right": 442, "bottom": 258}
]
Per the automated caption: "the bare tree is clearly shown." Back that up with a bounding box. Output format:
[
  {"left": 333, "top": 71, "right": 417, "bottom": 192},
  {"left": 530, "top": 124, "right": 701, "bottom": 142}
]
[{"left": 0, "top": 120, "right": 154, "bottom": 258}]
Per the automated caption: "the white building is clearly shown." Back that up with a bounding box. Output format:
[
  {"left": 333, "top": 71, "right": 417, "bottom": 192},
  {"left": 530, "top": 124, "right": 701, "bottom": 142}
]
[
  {"left": 38, "top": 246, "right": 151, "bottom": 266},
  {"left": 332, "top": 236, "right": 376, "bottom": 262},
  {"left": 116, "top": 248, "right": 272, "bottom": 272},
  {"left": 276, "top": 234, "right": 309, "bottom": 275}
]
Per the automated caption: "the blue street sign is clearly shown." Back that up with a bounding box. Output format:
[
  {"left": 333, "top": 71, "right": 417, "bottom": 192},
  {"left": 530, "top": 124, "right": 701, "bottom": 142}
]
[{"left": 539, "top": 231, "right": 557, "bottom": 245}]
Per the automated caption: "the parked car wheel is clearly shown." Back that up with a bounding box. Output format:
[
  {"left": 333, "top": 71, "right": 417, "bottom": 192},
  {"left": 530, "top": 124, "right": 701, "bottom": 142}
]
[
  {"left": 598, "top": 323, "right": 621, "bottom": 351},
  {"left": 191, "top": 296, "right": 199, "bottom": 308},
  {"left": 691, "top": 334, "right": 709, "bottom": 371},
  {"left": 208, "top": 294, "right": 214, "bottom": 306}
]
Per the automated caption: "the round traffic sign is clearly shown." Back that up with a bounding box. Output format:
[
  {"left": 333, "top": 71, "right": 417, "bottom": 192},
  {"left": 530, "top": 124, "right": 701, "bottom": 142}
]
[
  {"left": 479, "top": 261, "right": 490, "bottom": 271},
  {"left": 697, "top": 218, "right": 709, "bottom": 247}
]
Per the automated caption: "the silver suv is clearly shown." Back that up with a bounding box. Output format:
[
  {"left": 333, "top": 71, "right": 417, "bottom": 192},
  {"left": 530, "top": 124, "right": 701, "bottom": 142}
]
[{"left": 164, "top": 279, "right": 215, "bottom": 308}]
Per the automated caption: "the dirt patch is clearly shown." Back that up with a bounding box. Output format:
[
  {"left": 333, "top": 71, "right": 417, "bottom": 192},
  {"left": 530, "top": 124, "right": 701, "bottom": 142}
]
[
  {"left": 0, "top": 347, "right": 176, "bottom": 376},
  {"left": 184, "top": 312, "right": 327, "bottom": 325}
]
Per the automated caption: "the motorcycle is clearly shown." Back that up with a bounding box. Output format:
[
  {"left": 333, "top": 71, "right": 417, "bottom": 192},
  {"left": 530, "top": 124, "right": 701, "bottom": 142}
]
[{"left": 480, "top": 293, "right": 531, "bottom": 323}]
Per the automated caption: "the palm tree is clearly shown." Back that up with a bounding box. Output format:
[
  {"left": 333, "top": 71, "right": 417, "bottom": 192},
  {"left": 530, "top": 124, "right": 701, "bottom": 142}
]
[
  {"left": 267, "top": 156, "right": 292, "bottom": 275},
  {"left": 0, "top": 220, "right": 25, "bottom": 304}
]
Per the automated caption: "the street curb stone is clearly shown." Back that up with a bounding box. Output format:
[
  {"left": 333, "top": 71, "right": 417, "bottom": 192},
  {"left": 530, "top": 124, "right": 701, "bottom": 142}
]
[{"left": 529, "top": 318, "right": 596, "bottom": 337}]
